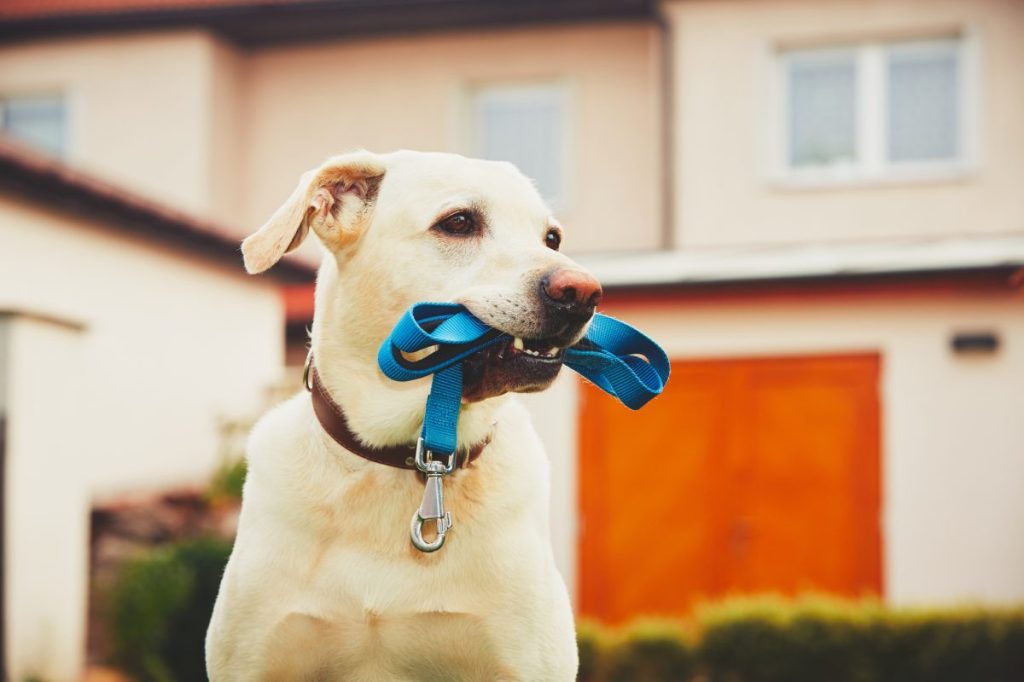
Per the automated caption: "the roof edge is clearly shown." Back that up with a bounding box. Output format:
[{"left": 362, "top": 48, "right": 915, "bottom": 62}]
[
  {"left": 0, "top": 0, "right": 657, "bottom": 47},
  {"left": 0, "top": 139, "right": 315, "bottom": 284},
  {"left": 576, "top": 236, "right": 1024, "bottom": 291}
]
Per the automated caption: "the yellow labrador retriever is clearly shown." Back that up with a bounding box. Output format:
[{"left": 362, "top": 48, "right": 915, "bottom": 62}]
[{"left": 206, "top": 150, "right": 602, "bottom": 681}]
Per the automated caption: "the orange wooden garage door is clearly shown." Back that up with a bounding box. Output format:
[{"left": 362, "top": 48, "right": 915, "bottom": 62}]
[{"left": 578, "top": 353, "right": 882, "bottom": 623}]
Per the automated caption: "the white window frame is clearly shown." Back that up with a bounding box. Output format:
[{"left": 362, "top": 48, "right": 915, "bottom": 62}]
[
  {"left": 462, "top": 81, "right": 573, "bottom": 210},
  {"left": 773, "top": 33, "right": 977, "bottom": 188}
]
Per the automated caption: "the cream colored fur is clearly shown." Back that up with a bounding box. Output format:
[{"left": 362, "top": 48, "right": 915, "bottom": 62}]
[{"left": 206, "top": 150, "right": 585, "bottom": 681}]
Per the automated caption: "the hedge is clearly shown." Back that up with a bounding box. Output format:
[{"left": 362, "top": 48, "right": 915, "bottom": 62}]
[
  {"left": 104, "top": 540, "right": 1024, "bottom": 682},
  {"left": 106, "top": 536, "right": 233, "bottom": 682},
  {"left": 580, "top": 595, "right": 1024, "bottom": 682}
]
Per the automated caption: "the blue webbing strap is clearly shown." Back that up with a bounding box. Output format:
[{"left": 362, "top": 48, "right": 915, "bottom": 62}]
[{"left": 377, "top": 302, "right": 670, "bottom": 456}]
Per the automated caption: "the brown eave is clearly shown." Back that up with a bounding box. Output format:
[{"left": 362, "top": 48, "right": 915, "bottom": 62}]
[
  {"left": 0, "top": 0, "right": 656, "bottom": 47},
  {"left": 0, "top": 138, "right": 315, "bottom": 284}
]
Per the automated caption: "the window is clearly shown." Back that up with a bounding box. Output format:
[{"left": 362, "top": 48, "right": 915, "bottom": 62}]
[
  {"left": 470, "top": 84, "right": 568, "bottom": 207},
  {"left": 0, "top": 94, "right": 66, "bottom": 157},
  {"left": 781, "top": 37, "right": 966, "bottom": 181},
  {"left": 887, "top": 41, "right": 961, "bottom": 162},
  {"left": 787, "top": 49, "right": 858, "bottom": 168}
]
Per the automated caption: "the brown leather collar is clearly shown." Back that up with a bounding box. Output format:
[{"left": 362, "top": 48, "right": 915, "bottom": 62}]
[{"left": 308, "top": 365, "right": 488, "bottom": 470}]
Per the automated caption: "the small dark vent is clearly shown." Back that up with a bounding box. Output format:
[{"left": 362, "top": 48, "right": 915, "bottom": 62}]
[{"left": 950, "top": 331, "right": 1000, "bottom": 354}]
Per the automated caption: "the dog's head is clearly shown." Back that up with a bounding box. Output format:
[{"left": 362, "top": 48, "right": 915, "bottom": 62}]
[{"left": 243, "top": 149, "right": 602, "bottom": 401}]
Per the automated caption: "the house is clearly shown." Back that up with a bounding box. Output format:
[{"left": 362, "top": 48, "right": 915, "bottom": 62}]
[
  {"left": 1, "top": 0, "right": 1023, "bottom": 678},
  {"left": 567, "top": 0, "right": 1024, "bottom": 622},
  {"left": 0, "top": 140, "right": 312, "bottom": 680}
]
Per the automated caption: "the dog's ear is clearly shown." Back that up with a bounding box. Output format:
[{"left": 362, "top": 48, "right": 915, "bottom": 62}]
[{"left": 241, "top": 151, "right": 386, "bottom": 274}]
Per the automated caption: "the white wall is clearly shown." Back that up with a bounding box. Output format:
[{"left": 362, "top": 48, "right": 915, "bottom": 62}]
[
  {"left": 665, "top": 0, "right": 1024, "bottom": 247},
  {"left": 0, "top": 23, "right": 666, "bottom": 253},
  {"left": 0, "top": 197, "right": 284, "bottom": 494},
  {"left": 0, "top": 196, "right": 284, "bottom": 681},
  {"left": 241, "top": 23, "right": 664, "bottom": 253},
  {"left": 528, "top": 288, "right": 1024, "bottom": 607},
  {"left": 518, "top": 374, "right": 580, "bottom": 602},
  {"left": 4, "top": 315, "right": 89, "bottom": 682},
  {"left": 0, "top": 31, "right": 222, "bottom": 216}
]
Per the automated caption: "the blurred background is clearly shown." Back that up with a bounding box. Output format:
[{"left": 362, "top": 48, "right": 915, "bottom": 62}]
[{"left": 0, "top": 0, "right": 1022, "bottom": 680}]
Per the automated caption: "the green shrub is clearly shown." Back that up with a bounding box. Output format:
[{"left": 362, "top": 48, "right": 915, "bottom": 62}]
[
  {"left": 696, "top": 595, "right": 1024, "bottom": 682},
  {"left": 604, "top": 620, "right": 695, "bottom": 682},
  {"left": 577, "top": 620, "right": 609, "bottom": 682},
  {"left": 206, "top": 456, "right": 247, "bottom": 504},
  {"left": 107, "top": 537, "right": 232, "bottom": 682},
  {"left": 697, "top": 596, "right": 880, "bottom": 682},
  {"left": 867, "top": 607, "right": 1024, "bottom": 682},
  {"left": 578, "top": 596, "right": 1024, "bottom": 682}
]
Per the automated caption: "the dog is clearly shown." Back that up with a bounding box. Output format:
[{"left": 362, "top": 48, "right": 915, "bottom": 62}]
[{"left": 206, "top": 150, "right": 603, "bottom": 681}]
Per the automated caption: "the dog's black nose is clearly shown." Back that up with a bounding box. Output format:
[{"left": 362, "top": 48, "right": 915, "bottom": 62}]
[{"left": 540, "top": 268, "right": 603, "bottom": 318}]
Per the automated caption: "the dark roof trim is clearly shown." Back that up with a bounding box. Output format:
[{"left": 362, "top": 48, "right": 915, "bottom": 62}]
[
  {"left": 0, "top": 0, "right": 657, "bottom": 47},
  {"left": 599, "top": 266, "right": 1024, "bottom": 301},
  {"left": 0, "top": 140, "right": 315, "bottom": 283}
]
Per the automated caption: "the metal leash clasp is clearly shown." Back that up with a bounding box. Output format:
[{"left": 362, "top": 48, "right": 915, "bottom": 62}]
[{"left": 410, "top": 438, "right": 456, "bottom": 553}]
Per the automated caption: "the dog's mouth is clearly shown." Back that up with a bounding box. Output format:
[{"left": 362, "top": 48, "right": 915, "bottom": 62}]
[{"left": 462, "top": 334, "right": 567, "bottom": 402}]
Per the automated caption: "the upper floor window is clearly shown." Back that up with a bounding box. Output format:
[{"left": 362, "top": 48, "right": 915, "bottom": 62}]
[
  {"left": 470, "top": 83, "right": 568, "bottom": 208},
  {"left": 781, "top": 37, "right": 967, "bottom": 182},
  {"left": 0, "top": 94, "right": 66, "bottom": 158}
]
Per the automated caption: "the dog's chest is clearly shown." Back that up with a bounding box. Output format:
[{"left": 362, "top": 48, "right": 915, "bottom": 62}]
[
  {"left": 261, "top": 480, "right": 550, "bottom": 679},
  {"left": 264, "top": 606, "right": 517, "bottom": 681}
]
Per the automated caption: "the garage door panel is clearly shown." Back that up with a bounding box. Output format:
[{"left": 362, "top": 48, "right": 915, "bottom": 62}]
[
  {"left": 579, "top": 353, "right": 882, "bottom": 622},
  {"left": 579, "top": 364, "right": 732, "bottom": 620}
]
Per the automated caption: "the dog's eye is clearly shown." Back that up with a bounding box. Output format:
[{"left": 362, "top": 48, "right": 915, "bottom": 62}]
[
  {"left": 435, "top": 211, "right": 477, "bottom": 236},
  {"left": 545, "top": 227, "right": 562, "bottom": 251}
]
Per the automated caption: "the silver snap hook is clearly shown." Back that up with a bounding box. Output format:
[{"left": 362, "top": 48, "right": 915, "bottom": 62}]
[{"left": 410, "top": 439, "right": 455, "bottom": 553}]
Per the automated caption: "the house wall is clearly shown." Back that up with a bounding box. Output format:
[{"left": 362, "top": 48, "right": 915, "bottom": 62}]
[
  {"left": 665, "top": 0, "right": 1024, "bottom": 247},
  {"left": 0, "top": 31, "right": 237, "bottom": 220},
  {"left": 0, "top": 196, "right": 284, "bottom": 681},
  {"left": 525, "top": 287, "right": 1024, "bottom": 607},
  {"left": 240, "top": 22, "right": 665, "bottom": 253},
  {"left": 0, "top": 22, "right": 665, "bottom": 253},
  {"left": 3, "top": 315, "right": 89, "bottom": 682}
]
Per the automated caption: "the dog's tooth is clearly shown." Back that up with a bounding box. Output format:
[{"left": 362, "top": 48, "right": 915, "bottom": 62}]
[
  {"left": 513, "top": 337, "right": 525, "bottom": 350},
  {"left": 549, "top": 347, "right": 560, "bottom": 356}
]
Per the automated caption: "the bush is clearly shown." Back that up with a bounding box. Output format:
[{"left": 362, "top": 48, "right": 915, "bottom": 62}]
[
  {"left": 578, "top": 596, "right": 1024, "bottom": 682},
  {"left": 579, "top": 619, "right": 695, "bottom": 682},
  {"left": 604, "top": 620, "right": 695, "bottom": 682},
  {"left": 206, "top": 456, "right": 247, "bottom": 505},
  {"left": 697, "top": 596, "right": 882, "bottom": 682},
  {"left": 577, "top": 620, "right": 610, "bottom": 682},
  {"left": 107, "top": 536, "right": 232, "bottom": 682}
]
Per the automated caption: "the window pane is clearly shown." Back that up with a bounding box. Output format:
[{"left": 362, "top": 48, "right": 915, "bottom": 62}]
[
  {"left": 887, "top": 40, "right": 960, "bottom": 163},
  {"left": 787, "top": 52, "right": 857, "bottom": 167},
  {"left": 1, "top": 95, "right": 66, "bottom": 157},
  {"left": 475, "top": 86, "right": 565, "bottom": 205}
]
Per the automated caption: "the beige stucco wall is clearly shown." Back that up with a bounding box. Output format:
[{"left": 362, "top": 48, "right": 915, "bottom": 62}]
[
  {"left": 0, "top": 30, "right": 240, "bottom": 221},
  {"left": 530, "top": 288, "right": 1024, "bottom": 608},
  {"left": 0, "top": 22, "right": 665, "bottom": 252},
  {"left": 240, "top": 23, "right": 665, "bottom": 253},
  {"left": 665, "top": 0, "right": 1024, "bottom": 247},
  {"left": 208, "top": 36, "right": 246, "bottom": 224},
  {"left": 0, "top": 197, "right": 284, "bottom": 681},
  {"left": 4, "top": 315, "right": 89, "bottom": 682},
  {"left": 5, "top": 1, "right": 1023, "bottom": 253}
]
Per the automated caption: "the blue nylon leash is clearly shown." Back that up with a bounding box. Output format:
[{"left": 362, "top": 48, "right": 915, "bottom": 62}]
[
  {"left": 377, "top": 302, "right": 670, "bottom": 456},
  {"left": 377, "top": 302, "right": 670, "bottom": 553}
]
